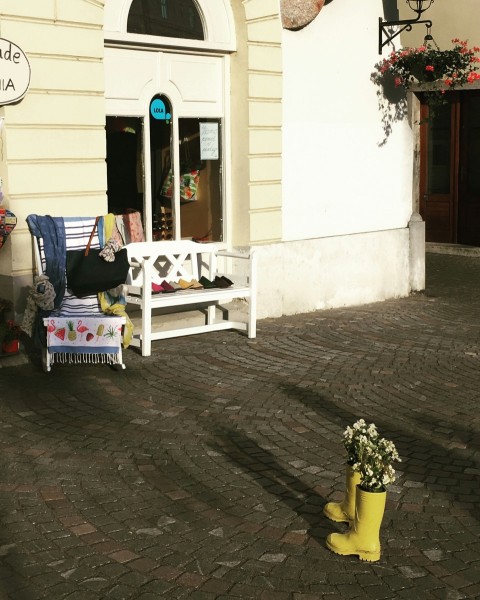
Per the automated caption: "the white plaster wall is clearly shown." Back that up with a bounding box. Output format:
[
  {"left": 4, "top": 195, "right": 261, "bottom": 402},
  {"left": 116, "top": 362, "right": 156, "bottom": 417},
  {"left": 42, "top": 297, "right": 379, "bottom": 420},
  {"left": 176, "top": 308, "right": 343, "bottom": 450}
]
[
  {"left": 282, "top": 0, "right": 414, "bottom": 241},
  {"left": 254, "top": 228, "right": 410, "bottom": 319}
]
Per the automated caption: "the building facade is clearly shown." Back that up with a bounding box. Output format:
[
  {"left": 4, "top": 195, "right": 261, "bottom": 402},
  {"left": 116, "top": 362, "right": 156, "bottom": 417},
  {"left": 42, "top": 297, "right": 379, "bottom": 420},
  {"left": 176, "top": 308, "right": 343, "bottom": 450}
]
[{"left": 0, "top": 0, "right": 476, "bottom": 322}]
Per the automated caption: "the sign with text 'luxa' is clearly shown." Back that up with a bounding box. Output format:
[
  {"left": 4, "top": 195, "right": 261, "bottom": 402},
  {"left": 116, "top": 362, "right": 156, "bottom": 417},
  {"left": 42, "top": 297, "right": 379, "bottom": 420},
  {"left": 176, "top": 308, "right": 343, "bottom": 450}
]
[{"left": 0, "top": 38, "right": 31, "bottom": 105}]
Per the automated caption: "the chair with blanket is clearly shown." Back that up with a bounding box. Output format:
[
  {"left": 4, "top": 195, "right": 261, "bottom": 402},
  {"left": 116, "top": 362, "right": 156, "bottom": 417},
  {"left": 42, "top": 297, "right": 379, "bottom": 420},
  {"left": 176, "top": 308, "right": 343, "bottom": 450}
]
[{"left": 26, "top": 215, "right": 129, "bottom": 372}]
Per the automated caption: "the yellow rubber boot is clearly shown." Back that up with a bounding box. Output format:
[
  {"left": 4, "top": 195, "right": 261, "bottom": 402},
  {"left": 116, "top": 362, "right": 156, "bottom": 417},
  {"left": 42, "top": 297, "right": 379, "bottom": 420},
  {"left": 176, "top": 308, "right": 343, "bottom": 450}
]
[
  {"left": 326, "top": 486, "right": 387, "bottom": 562},
  {"left": 323, "top": 465, "right": 361, "bottom": 524}
]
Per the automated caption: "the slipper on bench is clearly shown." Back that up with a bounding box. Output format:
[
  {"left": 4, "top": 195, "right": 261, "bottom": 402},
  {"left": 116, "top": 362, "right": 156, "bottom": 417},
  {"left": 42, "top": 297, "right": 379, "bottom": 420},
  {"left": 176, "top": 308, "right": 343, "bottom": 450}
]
[
  {"left": 153, "top": 281, "right": 177, "bottom": 294},
  {"left": 199, "top": 276, "right": 216, "bottom": 289},
  {"left": 178, "top": 278, "right": 204, "bottom": 290},
  {"left": 152, "top": 282, "right": 165, "bottom": 294},
  {"left": 160, "top": 281, "right": 176, "bottom": 293},
  {"left": 190, "top": 279, "right": 204, "bottom": 290},
  {"left": 178, "top": 279, "right": 194, "bottom": 289},
  {"left": 214, "top": 275, "right": 234, "bottom": 288}
]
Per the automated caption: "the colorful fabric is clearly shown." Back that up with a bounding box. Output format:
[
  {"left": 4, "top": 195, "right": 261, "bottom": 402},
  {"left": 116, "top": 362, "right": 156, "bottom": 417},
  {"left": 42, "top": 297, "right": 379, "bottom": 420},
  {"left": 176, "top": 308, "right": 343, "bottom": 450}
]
[
  {"left": 36, "top": 216, "right": 101, "bottom": 318},
  {"left": 160, "top": 168, "right": 200, "bottom": 202},
  {"left": 44, "top": 316, "right": 123, "bottom": 355},
  {"left": 98, "top": 214, "right": 134, "bottom": 348},
  {"left": 30, "top": 214, "right": 132, "bottom": 357},
  {"left": 0, "top": 208, "right": 17, "bottom": 249},
  {"left": 115, "top": 210, "right": 145, "bottom": 244}
]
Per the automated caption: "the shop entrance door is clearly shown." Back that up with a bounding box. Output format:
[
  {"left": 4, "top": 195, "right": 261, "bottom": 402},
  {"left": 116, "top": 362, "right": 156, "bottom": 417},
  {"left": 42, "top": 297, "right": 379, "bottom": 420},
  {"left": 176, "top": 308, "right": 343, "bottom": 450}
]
[{"left": 420, "top": 90, "right": 480, "bottom": 245}]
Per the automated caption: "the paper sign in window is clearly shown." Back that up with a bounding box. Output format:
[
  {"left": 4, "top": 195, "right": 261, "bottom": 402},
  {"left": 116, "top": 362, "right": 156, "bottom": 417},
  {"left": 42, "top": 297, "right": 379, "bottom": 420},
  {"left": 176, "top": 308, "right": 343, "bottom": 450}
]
[{"left": 200, "top": 122, "right": 219, "bottom": 160}]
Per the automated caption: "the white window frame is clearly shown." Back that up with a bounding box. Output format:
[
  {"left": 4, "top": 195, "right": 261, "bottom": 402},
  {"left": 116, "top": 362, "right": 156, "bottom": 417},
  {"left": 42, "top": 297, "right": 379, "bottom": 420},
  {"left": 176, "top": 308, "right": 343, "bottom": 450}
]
[
  {"left": 103, "top": 0, "right": 234, "bottom": 244},
  {"left": 104, "top": 0, "right": 236, "bottom": 53}
]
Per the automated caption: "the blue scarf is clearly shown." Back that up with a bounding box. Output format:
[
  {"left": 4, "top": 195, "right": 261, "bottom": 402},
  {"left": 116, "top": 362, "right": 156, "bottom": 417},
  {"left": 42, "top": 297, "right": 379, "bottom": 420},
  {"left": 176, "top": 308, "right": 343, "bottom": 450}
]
[
  {"left": 26, "top": 215, "right": 66, "bottom": 346},
  {"left": 26, "top": 215, "right": 66, "bottom": 309}
]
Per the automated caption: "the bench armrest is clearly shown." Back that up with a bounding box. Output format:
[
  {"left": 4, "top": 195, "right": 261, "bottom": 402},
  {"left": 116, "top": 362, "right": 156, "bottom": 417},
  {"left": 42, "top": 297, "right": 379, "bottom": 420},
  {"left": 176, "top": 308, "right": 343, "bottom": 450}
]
[{"left": 217, "top": 249, "right": 255, "bottom": 260}]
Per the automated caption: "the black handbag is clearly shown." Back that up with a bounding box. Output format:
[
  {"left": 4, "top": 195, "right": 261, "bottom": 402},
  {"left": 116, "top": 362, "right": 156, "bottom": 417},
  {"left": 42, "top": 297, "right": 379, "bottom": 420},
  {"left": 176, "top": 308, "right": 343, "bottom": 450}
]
[{"left": 66, "top": 217, "right": 130, "bottom": 298}]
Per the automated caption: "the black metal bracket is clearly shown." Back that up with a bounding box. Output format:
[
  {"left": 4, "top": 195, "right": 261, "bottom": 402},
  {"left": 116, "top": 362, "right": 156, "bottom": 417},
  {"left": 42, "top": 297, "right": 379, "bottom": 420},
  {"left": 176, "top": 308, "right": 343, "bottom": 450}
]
[{"left": 379, "top": 15, "right": 432, "bottom": 54}]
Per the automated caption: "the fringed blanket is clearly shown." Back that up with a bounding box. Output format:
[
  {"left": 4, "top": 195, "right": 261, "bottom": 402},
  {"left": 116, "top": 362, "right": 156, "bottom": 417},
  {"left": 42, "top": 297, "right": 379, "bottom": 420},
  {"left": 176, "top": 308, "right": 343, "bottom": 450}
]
[{"left": 44, "top": 315, "right": 124, "bottom": 366}]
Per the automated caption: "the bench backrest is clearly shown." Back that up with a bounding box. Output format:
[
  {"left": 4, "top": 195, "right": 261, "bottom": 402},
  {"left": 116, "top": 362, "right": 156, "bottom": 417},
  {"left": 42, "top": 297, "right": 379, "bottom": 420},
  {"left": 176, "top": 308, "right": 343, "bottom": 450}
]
[{"left": 126, "top": 240, "right": 218, "bottom": 287}]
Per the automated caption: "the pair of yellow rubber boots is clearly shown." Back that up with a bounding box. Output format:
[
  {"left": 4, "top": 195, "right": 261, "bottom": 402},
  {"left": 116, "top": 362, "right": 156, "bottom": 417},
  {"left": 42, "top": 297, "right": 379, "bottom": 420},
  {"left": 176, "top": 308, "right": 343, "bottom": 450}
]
[{"left": 323, "top": 466, "right": 386, "bottom": 562}]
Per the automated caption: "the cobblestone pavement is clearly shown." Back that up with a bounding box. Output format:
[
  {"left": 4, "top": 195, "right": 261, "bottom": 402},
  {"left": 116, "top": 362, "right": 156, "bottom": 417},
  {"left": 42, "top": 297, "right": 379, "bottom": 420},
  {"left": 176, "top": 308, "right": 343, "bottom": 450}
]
[{"left": 1, "top": 252, "right": 480, "bottom": 600}]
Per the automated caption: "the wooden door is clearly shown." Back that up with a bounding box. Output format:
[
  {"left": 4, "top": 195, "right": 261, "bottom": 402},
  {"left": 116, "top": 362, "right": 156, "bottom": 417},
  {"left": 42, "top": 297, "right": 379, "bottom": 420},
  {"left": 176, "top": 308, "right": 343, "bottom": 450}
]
[
  {"left": 419, "top": 94, "right": 459, "bottom": 243},
  {"left": 420, "top": 90, "right": 480, "bottom": 246}
]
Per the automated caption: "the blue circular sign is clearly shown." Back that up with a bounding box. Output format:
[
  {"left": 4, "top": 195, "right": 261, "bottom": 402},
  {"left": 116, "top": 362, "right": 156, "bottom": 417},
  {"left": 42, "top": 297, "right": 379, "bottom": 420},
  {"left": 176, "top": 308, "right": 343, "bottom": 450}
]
[{"left": 150, "top": 98, "right": 171, "bottom": 121}]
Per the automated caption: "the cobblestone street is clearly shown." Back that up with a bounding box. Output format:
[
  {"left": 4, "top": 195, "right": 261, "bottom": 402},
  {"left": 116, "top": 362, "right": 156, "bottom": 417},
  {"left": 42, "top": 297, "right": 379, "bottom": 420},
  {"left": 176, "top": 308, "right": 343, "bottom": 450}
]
[{"left": 0, "top": 252, "right": 479, "bottom": 599}]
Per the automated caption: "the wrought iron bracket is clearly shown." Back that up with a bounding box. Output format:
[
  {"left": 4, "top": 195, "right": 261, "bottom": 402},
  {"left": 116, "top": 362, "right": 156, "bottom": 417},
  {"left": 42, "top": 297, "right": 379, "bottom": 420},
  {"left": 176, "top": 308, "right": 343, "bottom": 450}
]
[{"left": 379, "top": 16, "right": 432, "bottom": 54}]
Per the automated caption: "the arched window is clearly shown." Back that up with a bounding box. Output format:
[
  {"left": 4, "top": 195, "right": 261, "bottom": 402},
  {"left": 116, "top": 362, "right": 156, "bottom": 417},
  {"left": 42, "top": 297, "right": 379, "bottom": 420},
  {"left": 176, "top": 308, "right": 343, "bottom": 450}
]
[{"left": 127, "top": 0, "right": 204, "bottom": 40}]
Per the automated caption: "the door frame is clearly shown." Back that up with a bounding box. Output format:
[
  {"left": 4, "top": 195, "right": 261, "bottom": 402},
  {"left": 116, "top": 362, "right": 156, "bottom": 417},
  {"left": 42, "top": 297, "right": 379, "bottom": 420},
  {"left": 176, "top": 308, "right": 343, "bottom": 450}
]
[{"left": 104, "top": 47, "right": 230, "bottom": 243}]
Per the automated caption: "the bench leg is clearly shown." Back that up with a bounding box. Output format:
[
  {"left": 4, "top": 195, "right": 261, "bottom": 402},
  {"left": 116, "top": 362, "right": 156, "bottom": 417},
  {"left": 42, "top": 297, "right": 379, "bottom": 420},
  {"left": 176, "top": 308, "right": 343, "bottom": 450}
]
[
  {"left": 42, "top": 347, "right": 51, "bottom": 372},
  {"left": 141, "top": 305, "right": 152, "bottom": 357},
  {"left": 207, "top": 305, "right": 216, "bottom": 326},
  {"left": 248, "top": 296, "right": 257, "bottom": 339}
]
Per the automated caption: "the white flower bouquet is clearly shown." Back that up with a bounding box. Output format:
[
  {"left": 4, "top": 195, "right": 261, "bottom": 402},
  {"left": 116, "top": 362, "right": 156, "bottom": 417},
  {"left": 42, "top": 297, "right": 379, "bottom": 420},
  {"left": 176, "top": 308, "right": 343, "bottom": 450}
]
[
  {"left": 343, "top": 418, "right": 378, "bottom": 467},
  {"left": 343, "top": 419, "right": 401, "bottom": 493}
]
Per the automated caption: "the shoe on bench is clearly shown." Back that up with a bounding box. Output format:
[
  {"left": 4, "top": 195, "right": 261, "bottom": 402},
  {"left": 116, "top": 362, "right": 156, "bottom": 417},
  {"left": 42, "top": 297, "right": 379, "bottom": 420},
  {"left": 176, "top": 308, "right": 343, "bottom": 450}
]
[
  {"left": 199, "top": 276, "right": 216, "bottom": 288},
  {"left": 214, "top": 275, "right": 233, "bottom": 288}
]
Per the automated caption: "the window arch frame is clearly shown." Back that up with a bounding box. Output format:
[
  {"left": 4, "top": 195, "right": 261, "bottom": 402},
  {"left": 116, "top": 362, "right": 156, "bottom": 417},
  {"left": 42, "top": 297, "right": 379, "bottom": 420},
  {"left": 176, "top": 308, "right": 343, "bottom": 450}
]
[
  {"left": 127, "top": 0, "right": 205, "bottom": 41},
  {"left": 104, "top": 0, "right": 236, "bottom": 53}
]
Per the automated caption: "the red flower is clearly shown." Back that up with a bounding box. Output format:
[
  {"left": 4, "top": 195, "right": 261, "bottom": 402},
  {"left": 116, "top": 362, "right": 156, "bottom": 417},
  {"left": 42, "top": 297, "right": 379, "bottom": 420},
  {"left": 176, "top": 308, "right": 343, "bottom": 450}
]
[
  {"left": 425, "top": 65, "right": 434, "bottom": 72},
  {"left": 467, "top": 71, "right": 480, "bottom": 83}
]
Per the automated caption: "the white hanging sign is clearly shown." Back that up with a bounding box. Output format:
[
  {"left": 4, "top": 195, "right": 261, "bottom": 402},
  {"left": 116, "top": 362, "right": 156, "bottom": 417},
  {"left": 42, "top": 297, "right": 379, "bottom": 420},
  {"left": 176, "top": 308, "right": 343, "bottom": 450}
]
[
  {"left": 0, "top": 38, "right": 31, "bottom": 105},
  {"left": 200, "top": 122, "right": 219, "bottom": 160}
]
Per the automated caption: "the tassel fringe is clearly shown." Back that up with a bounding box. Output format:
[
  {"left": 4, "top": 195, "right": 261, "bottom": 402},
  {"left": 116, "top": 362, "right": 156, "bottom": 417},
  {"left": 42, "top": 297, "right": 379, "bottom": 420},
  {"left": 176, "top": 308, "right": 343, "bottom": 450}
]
[{"left": 50, "top": 352, "right": 122, "bottom": 366}]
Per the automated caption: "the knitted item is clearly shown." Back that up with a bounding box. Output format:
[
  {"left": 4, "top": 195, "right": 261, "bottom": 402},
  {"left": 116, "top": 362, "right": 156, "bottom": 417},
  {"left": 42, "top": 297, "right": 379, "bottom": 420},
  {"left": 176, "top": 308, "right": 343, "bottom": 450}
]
[
  {"left": 21, "top": 275, "right": 56, "bottom": 336},
  {"left": 33, "top": 275, "right": 56, "bottom": 310}
]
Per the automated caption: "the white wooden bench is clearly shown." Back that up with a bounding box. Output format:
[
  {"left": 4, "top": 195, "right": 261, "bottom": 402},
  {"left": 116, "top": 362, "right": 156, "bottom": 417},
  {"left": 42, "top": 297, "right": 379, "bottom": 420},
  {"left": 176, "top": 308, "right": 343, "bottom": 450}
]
[{"left": 125, "top": 240, "right": 257, "bottom": 356}]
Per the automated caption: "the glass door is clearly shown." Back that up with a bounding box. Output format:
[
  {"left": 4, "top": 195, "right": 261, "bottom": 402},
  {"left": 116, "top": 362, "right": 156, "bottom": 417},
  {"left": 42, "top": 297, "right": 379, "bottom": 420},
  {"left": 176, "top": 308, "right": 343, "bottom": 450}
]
[
  {"left": 150, "top": 94, "right": 223, "bottom": 242},
  {"left": 106, "top": 97, "right": 224, "bottom": 243}
]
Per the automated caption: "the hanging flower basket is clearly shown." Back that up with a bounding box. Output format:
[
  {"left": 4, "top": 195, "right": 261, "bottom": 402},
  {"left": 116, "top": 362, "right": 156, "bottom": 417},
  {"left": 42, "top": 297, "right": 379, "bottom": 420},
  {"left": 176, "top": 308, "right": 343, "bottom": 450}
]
[{"left": 372, "top": 39, "right": 480, "bottom": 116}]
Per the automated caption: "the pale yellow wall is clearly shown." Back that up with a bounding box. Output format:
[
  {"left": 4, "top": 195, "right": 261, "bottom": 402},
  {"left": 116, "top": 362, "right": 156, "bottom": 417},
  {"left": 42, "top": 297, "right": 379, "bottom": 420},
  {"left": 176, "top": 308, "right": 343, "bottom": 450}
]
[
  {"left": 0, "top": 0, "right": 106, "bottom": 297},
  {"left": 229, "top": 1, "right": 250, "bottom": 246},
  {"left": 237, "top": 0, "right": 283, "bottom": 245},
  {"left": 399, "top": 1, "right": 480, "bottom": 48}
]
